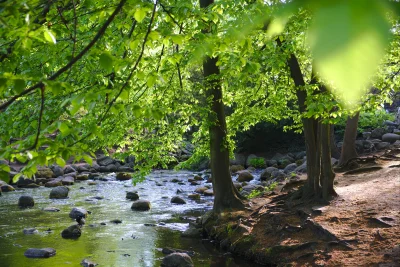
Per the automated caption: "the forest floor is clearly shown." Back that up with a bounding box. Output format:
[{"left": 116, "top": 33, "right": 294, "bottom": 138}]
[{"left": 203, "top": 150, "right": 400, "bottom": 266}]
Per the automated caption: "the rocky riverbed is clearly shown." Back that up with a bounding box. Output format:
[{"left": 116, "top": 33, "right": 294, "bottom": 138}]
[{"left": 0, "top": 170, "right": 267, "bottom": 267}]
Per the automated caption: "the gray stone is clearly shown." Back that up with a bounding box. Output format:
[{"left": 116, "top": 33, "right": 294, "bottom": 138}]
[
  {"left": 23, "top": 228, "right": 38, "bottom": 235},
  {"left": 117, "top": 166, "right": 134, "bottom": 172},
  {"left": 1, "top": 184, "right": 15, "bottom": 192},
  {"left": 61, "top": 176, "right": 75, "bottom": 185},
  {"left": 51, "top": 165, "right": 64, "bottom": 177},
  {"left": 16, "top": 177, "right": 35, "bottom": 188},
  {"left": 171, "top": 196, "right": 186, "bottom": 204},
  {"left": 371, "top": 128, "right": 386, "bottom": 139},
  {"left": 35, "top": 167, "right": 54, "bottom": 178},
  {"left": 126, "top": 191, "right": 139, "bottom": 200},
  {"left": 106, "top": 164, "right": 118, "bottom": 172},
  {"left": 237, "top": 171, "right": 254, "bottom": 182},
  {"left": 203, "top": 189, "right": 214, "bottom": 196},
  {"left": 69, "top": 207, "right": 88, "bottom": 219},
  {"left": 283, "top": 163, "right": 297, "bottom": 174},
  {"left": 181, "top": 228, "right": 201, "bottom": 238},
  {"left": 76, "top": 174, "right": 89, "bottom": 181},
  {"left": 18, "top": 195, "right": 34, "bottom": 208},
  {"left": 229, "top": 153, "right": 246, "bottom": 166},
  {"left": 271, "top": 170, "right": 285, "bottom": 180},
  {"left": 61, "top": 224, "right": 81, "bottom": 238},
  {"left": 49, "top": 186, "right": 69, "bottom": 199},
  {"left": 116, "top": 172, "right": 131, "bottom": 181},
  {"left": 383, "top": 120, "right": 399, "bottom": 127},
  {"left": 81, "top": 259, "right": 98, "bottom": 267},
  {"left": 63, "top": 165, "right": 76, "bottom": 174},
  {"left": 260, "top": 167, "right": 278, "bottom": 181},
  {"left": 294, "top": 162, "right": 307, "bottom": 173},
  {"left": 382, "top": 133, "right": 400, "bottom": 144},
  {"left": 161, "top": 252, "right": 194, "bottom": 267},
  {"left": 375, "top": 142, "right": 390, "bottom": 150},
  {"left": 188, "top": 194, "right": 200, "bottom": 200},
  {"left": 45, "top": 178, "right": 63, "bottom": 187},
  {"left": 194, "top": 187, "right": 208, "bottom": 194},
  {"left": 97, "top": 156, "right": 114, "bottom": 166},
  {"left": 362, "top": 131, "right": 371, "bottom": 139},
  {"left": 131, "top": 200, "right": 151, "bottom": 211},
  {"left": 43, "top": 207, "right": 60, "bottom": 212},
  {"left": 24, "top": 248, "right": 56, "bottom": 258}
]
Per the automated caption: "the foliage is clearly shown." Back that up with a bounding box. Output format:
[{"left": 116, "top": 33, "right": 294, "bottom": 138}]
[
  {"left": 0, "top": 0, "right": 398, "bottom": 181},
  {"left": 247, "top": 182, "right": 278, "bottom": 199},
  {"left": 248, "top": 158, "right": 266, "bottom": 169},
  {"left": 335, "top": 109, "right": 395, "bottom": 135}
]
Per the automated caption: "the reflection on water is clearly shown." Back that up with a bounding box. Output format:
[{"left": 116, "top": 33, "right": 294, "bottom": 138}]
[{"left": 0, "top": 170, "right": 262, "bottom": 267}]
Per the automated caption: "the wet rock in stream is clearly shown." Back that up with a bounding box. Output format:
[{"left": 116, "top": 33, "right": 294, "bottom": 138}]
[
  {"left": 49, "top": 186, "right": 69, "bottom": 199},
  {"left": 18, "top": 195, "right": 34, "bottom": 208},
  {"left": 69, "top": 207, "right": 88, "bottom": 219},
  {"left": 131, "top": 200, "right": 151, "bottom": 211},
  {"left": 161, "top": 252, "right": 194, "bottom": 267},
  {"left": 24, "top": 248, "right": 56, "bottom": 258},
  {"left": 171, "top": 196, "right": 186, "bottom": 204},
  {"left": 126, "top": 191, "right": 139, "bottom": 200},
  {"left": 61, "top": 224, "right": 82, "bottom": 238}
]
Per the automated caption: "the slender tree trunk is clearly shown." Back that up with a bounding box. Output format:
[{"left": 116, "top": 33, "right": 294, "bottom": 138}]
[
  {"left": 338, "top": 112, "right": 360, "bottom": 167},
  {"left": 200, "top": 0, "right": 244, "bottom": 213},
  {"left": 330, "top": 125, "right": 341, "bottom": 159},
  {"left": 321, "top": 123, "right": 337, "bottom": 200}
]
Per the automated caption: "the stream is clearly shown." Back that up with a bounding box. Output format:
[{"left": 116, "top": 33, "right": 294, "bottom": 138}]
[{"left": 0, "top": 170, "right": 264, "bottom": 267}]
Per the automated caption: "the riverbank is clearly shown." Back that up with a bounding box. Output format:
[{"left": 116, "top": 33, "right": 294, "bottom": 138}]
[{"left": 201, "top": 152, "right": 400, "bottom": 266}]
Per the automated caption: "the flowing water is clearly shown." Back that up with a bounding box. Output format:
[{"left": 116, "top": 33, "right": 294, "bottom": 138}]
[{"left": 0, "top": 170, "right": 263, "bottom": 267}]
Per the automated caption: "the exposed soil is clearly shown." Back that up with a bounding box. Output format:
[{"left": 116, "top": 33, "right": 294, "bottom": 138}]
[{"left": 202, "top": 150, "right": 400, "bottom": 266}]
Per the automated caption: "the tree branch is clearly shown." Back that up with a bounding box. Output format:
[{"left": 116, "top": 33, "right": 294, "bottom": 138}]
[{"left": 0, "top": 0, "right": 127, "bottom": 112}]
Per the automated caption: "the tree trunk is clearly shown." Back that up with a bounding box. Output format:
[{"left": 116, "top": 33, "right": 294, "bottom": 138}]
[
  {"left": 330, "top": 125, "right": 341, "bottom": 159},
  {"left": 201, "top": 0, "right": 244, "bottom": 213},
  {"left": 278, "top": 38, "right": 336, "bottom": 200},
  {"left": 338, "top": 112, "right": 360, "bottom": 167}
]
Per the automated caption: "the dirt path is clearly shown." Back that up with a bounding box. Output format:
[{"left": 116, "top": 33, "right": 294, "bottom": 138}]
[{"left": 313, "top": 159, "right": 400, "bottom": 266}]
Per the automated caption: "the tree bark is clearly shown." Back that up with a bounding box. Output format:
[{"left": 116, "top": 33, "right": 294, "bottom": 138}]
[
  {"left": 200, "top": 0, "right": 244, "bottom": 213},
  {"left": 330, "top": 125, "right": 341, "bottom": 159},
  {"left": 338, "top": 112, "right": 360, "bottom": 167},
  {"left": 278, "top": 38, "right": 336, "bottom": 200}
]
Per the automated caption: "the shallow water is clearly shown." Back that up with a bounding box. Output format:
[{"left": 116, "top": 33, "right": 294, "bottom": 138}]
[{"left": 0, "top": 170, "right": 263, "bottom": 267}]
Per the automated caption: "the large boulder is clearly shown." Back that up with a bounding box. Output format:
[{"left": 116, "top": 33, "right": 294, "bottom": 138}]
[
  {"left": 61, "top": 176, "right": 75, "bottom": 185},
  {"left": 229, "top": 153, "right": 246, "bottom": 166},
  {"left": 35, "top": 167, "right": 54, "bottom": 178},
  {"left": 49, "top": 186, "right": 69, "bottom": 199},
  {"left": 24, "top": 248, "right": 56, "bottom": 258},
  {"left": 18, "top": 195, "right": 34, "bottom": 208},
  {"left": 203, "top": 189, "right": 214, "bottom": 196},
  {"left": 171, "top": 196, "right": 186, "bottom": 204},
  {"left": 131, "top": 200, "right": 151, "bottom": 211},
  {"left": 1, "top": 184, "right": 15, "bottom": 192},
  {"left": 237, "top": 171, "right": 254, "bottom": 182},
  {"left": 126, "top": 191, "right": 139, "bottom": 200},
  {"left": 294, "top": 162, "right": 307, "bottom": 173},
  {"left": 69, "top": 207, "right": 88, "bottom": 219},
  {"left": 50, "top": 165, "right": 64, "bottom": 177},
  {"left": 116, "top": 172, "right": 131, "bottom": 181},
  {"left": 97, "top": 156, "right": 114, "bottom": 166},
  {"left": 371, "top": 127, "right": 386, "bottom": 139},
  {"left": 181, "top": 228, "right": 201, "bottom": 238},
  {"left": 375, "top": 142, "right": 390, "bottom": 150},
  {"left": 260, "top": 167, "right": 277, "bottom": 181},
  {"left": 16, "top": 177, "right": 36, "bottom": 188},
  {"left": 283, "top": 163, "right": 297, "bottom": 174},
  {"left": 161, "top": 252, "right": 194, "bottom": 267},
  {"left": 382, "top": 133, "right": 400, "bottom": 144},
  {"left": 63, "top": 165, "right": 76, "bottom": 174},
  {"left": 45, "top": 178, "right": 63, "bottom": 187},
  {"left": 194, "top": 187, "right": 208, "bottom": 194},
  {"left": 61, "top": 225, "right": 81, "bottom": 238},
  {"left": 271, "top": 170, "right": 285, "bottom": 180}
]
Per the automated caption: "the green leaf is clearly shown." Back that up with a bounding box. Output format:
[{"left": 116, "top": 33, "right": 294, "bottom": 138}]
[
  {"left": 171, "top": 35, "right": 184, "bottom": 45},
  {"left": 37, "top": 155, "right": 47, "bottom": 165},
  {"left": 44, "top": 30, "right": 56, "bottom": 44},
  {"left": 99, "top": 52, "right": 113, "bottom": 72},
  {"left": 83, "top": 154, "right": 93, "bottom": 165},
  {"left": 14, "top": 79, "right": 25, "bottom": 94},
  {"left": 308, "top": 0, "right": 390, "bottom": 107},
  {"left": 0, "top": 164, "right": 10, "bottom": 173},
  {"left": 134, "top": 8, "right": 147, "bottom": 23},
  {"left": 0, "top": 78, "right": 7, "bottom": 90},
  {"left": 56, "top": 157, "right": 66, "bottom": 167},
  {"left": 58, "top": 122, "right": 71, "bottom": 136},
  {"left": 147, "top": 74, "right": 157, "bottom": 87}
]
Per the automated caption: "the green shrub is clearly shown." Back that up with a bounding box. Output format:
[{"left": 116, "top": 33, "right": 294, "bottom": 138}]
[{"left": 249, "top": 157, "right": 266, "bottom": 168}]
